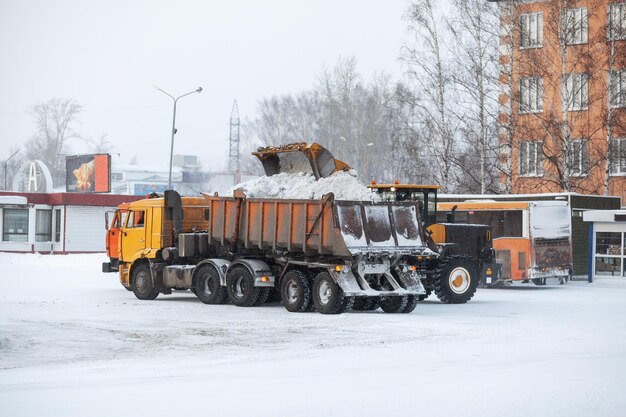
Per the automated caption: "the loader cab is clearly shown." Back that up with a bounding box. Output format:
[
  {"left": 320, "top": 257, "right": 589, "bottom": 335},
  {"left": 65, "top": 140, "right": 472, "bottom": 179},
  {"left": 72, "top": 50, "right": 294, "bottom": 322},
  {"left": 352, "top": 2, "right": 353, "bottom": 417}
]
[{"left": 368, "top": 182, "right": 440, "bottom": 227}]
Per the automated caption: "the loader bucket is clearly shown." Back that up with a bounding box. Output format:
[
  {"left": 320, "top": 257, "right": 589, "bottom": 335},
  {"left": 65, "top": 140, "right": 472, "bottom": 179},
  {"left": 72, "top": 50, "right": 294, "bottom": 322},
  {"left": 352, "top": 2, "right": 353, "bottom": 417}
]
[{"left": 252, "top": 142, "right": 351, "bottom": 179}]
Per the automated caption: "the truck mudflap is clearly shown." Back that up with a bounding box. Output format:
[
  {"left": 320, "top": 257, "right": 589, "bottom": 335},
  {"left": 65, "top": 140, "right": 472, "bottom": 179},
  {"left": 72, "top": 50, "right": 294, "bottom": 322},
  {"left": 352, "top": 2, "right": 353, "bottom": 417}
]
[
  {"left": 481, "top": 262, "right": 502, "bottom": 286},
  {"left": 330, "top": 262, "right": 426, "bottom": 297}
]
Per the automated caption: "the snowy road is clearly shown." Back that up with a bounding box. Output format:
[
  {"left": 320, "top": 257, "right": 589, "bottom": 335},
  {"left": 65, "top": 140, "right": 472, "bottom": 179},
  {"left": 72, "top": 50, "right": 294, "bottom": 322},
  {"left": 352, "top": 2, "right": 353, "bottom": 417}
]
[{"left": 1, "top": 253, "right": 625, "bottom": 417}]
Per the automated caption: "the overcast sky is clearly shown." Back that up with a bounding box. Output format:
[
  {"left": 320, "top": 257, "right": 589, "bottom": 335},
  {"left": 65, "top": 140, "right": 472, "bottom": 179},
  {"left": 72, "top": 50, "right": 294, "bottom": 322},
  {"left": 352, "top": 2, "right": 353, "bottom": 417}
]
[{"left": 0, "top": 0, "right": 412, "bottom": 172}]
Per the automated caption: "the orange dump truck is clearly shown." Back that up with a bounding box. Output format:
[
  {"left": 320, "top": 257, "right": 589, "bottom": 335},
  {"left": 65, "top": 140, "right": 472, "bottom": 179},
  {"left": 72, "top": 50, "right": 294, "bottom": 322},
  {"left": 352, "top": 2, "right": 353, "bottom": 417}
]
[{"left": 103, "top": 190, "right": 436, "bottom": 314}]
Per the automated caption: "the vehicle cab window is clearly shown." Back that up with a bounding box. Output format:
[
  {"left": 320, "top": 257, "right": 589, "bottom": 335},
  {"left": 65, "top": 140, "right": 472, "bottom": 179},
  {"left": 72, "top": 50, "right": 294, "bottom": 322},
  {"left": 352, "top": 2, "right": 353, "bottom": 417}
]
[{"left": 126, "top": 210, "right": 145, "bottom": 228}]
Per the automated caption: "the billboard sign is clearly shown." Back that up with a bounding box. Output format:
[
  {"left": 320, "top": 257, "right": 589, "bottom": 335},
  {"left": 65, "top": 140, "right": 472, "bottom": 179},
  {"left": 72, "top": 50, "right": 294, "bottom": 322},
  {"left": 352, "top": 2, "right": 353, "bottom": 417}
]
[{"left": 66, "top": 154, "right": 111, "bottom": 193}]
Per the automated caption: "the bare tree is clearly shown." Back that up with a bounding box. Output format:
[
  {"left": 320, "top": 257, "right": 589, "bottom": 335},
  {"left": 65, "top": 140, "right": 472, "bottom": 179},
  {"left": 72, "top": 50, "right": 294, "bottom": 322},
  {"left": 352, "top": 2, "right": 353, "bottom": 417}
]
[
  {"left": 447, "top": 0, "right": 500, "bottom": 193},
  {"left": 82, "top": 134, "right": 112, "bottom": 154},
  {"left": 25, "top": 98, "right": 82, "bottom": 185},
  {"left": 249, "top": 58, "right": 397, "bottom": 183},
  {"left": 402, "top": 0, "right": 459, "bottom": 191}
]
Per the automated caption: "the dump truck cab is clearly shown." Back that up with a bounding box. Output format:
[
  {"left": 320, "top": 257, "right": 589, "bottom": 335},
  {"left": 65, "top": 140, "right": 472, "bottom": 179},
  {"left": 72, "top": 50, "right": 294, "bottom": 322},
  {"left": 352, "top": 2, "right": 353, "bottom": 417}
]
[{"left": 369, "top": 181, "right": 501, "bottom": 303}]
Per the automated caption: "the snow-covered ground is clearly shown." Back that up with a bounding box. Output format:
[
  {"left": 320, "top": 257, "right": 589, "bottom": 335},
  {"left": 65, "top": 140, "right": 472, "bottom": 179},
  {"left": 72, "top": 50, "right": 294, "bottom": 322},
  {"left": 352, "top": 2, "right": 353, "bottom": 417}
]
[{"left": 1, "top": 253, "right": 625, "bottom": 417}]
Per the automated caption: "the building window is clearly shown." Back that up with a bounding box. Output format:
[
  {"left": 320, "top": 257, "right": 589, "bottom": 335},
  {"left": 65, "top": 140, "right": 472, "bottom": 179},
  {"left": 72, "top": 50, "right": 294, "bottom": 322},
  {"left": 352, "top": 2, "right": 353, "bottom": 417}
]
[
  {"left": 594, "top": 231, "right": 624, "bottom": 276},
  {"left": 609, "top": 138, "right": 626, "bottom": 175},
  {"left": 518, "top": 77, "right": 543, "bottom": 113},
  {"left": 562, "top": 7, "right": 588, "bottom": 45},
  {"left": 571, "top": 139, "right": 588, "bottom": 176},
  {"left": 519, "top": 12, "right": 543, "bottom": 48},
  {"left": 54, "top": 209, "right": 62, "bottom": 242},
  {"left": 563, "top": 73, "right": 588, "bottom": 110},
  {"left": 519, "top": 141, "right": 543, "bottom": 176},
  {"left": 35, "top": 209, "right": 52, "bottom": 242},
  {"left": 608, "top": 2, "right": 626, "bottom": 41},
  {"left": 2, "top": 209, "right": 29, "bottom": 242},
  {"left": 609, "top": 70, "right": 626, "bottom": 108}
]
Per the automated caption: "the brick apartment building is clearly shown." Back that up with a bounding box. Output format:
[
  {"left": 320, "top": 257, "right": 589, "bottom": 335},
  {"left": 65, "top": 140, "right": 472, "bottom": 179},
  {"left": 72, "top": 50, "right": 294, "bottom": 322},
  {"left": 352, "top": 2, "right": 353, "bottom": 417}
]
[{"left": 493, "top": 0, "right": 626, "bottom": 204}]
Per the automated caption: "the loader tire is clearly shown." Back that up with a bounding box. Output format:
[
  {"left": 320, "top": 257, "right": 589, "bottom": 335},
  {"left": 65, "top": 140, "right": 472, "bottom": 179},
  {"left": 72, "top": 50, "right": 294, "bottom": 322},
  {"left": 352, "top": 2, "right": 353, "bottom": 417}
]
[
  {"left": 312, "top": 272, "right": 353, "bottom": 314},
  {"left": 226, "top": 266, "right": 263, "bottom": 307},
  {"left": 380, "top": 296, "right": 408, "bottom": 313},
  {"left": 433, "top": 256, "right": 478, "bottom": 304},
  {"left": 131, "top": 263, "right": 159, "bottom": 300},
  {"left": 281, "top": 270, "right": 312, "bottom": 312},
  {"left": 401, "top": 295, "right": 419, "bottom": 313},
  {"left": 352, "top": 297, "right": 380, "bottom": 311},
  {"left": 194, "top": 264, "right": 227, "bottom": 304}
]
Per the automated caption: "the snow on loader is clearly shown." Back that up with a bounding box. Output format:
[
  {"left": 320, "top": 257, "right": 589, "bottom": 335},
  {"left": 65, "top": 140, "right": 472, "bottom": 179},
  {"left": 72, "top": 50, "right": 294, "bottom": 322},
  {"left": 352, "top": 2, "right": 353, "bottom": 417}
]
[{"left": 103, "top": 143, "right": 439, "bottom": 314}]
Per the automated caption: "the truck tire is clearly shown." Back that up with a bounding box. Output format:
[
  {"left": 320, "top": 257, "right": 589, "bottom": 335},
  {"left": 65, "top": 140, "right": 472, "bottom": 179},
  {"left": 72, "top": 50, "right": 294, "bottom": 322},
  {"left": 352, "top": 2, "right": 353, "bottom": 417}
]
[
  {"left": 312, "top": 272, "right": 353, "bottom": 314},
  {"left": 401, "top": 295, "right": 419, "bottom": 313},
  {"left": 281, "top": 270, "right": 312, "bottom": 312},
  {"left": 352, "top": 297, "right": 380, "bottom": 311},
  {"left": 226, "top": 266, "right": 263, "bottom": 307},
  {"left": 380, "top": 296, "right": 408, "bottom": 313},
  {"left": 532, "top": 278, "right": 546, "bottom": 286},
  {"left": 195, "top": 264, "right": 227, "bottom": 304},
  {"left": 433, "top": 256, "right": 478, "bottom": 304},
  {"left": 131, "top": 263, "right": 159, "bottom": 300},
  {"left": 254, "top": 287, "right": 272, "bottom": 306}
]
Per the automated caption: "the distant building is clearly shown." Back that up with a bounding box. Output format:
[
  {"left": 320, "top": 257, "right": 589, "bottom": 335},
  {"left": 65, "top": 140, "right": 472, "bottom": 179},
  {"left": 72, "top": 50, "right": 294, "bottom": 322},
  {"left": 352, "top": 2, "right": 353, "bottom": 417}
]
[
  {"left": 493, "top": 0, "right": 626, "bottom": 203},
  {"left": 0, "top": 192, "right": 141, "bottom": 254},
  {"left": 583, "top": 209, "right": 626, "bottom": 278}
]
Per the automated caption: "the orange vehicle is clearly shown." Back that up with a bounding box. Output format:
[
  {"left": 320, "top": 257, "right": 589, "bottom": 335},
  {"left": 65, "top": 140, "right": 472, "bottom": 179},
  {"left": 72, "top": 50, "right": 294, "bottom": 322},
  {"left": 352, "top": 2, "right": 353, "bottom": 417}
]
[
  {"left": 103, "top": 204, "right": 129, "bottom": 272},
  {"left": 437, "top": 200, "right": 572, "bottom": 285},
  {"left": 102, "top": 143, "right": 436, "bottom": 315}
]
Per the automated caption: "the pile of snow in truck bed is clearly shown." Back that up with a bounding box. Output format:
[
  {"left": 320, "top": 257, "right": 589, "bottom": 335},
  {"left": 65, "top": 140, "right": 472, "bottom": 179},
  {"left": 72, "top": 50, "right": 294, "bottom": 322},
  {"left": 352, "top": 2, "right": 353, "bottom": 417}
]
[{"left": 230, "top": 170, "right": 379, "bottom": 201}]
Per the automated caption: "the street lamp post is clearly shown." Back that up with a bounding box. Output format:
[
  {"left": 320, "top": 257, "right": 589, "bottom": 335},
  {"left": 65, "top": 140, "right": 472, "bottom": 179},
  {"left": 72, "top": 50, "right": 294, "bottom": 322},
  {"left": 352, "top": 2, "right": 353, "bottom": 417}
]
[
  {"left": 3, "top": 148, "right": 20, "bottom": 190},
  {"left": 156, "top": 86, "right": 203, "bottom": 190}
]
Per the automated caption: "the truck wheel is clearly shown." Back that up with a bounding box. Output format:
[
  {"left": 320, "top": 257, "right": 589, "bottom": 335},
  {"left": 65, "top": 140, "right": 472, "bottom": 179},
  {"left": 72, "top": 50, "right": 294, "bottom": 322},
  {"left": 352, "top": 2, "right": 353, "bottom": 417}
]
[
  {"left": 532, "top": 278, "right": 546, "bottom": 286},
  {"left": 226, "top": 266, "right": 262, "bottom": 307},
  {"left": 312, "top": 272, "right": 353, "bottom": 314},
  {"left": 195, "top": 265, "right": 227, "bottom": 304},
  {"left": 352, "top": 297, "right": 380, "bottom": 311},
  {"left": 401, "top": 295, "right": 419, "bottom": 313},
  {"left": 380, "top": 296, "right": 408, "bottom": 313},
  {"left": 281, "top": 270, "right": 312, "bottom": 312},
  {"left": 254, "top": 287, "right": 272, "bottom": 306},
  {"left": 433, "top": 256, "right": 478, "bottom": 304},
  {"left": 131, "top": 263, "right": 159, "bottom": 300}
]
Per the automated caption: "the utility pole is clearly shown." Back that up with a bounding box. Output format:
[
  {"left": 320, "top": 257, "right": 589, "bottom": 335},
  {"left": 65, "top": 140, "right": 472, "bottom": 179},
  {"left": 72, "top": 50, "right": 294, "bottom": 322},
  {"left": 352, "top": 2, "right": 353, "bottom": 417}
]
[
  {"left": 229, "top": 100, "right": 241, "bottom": 183},
  {"left": 156, "top": 86, "right": 203, "bottom": 190}
]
